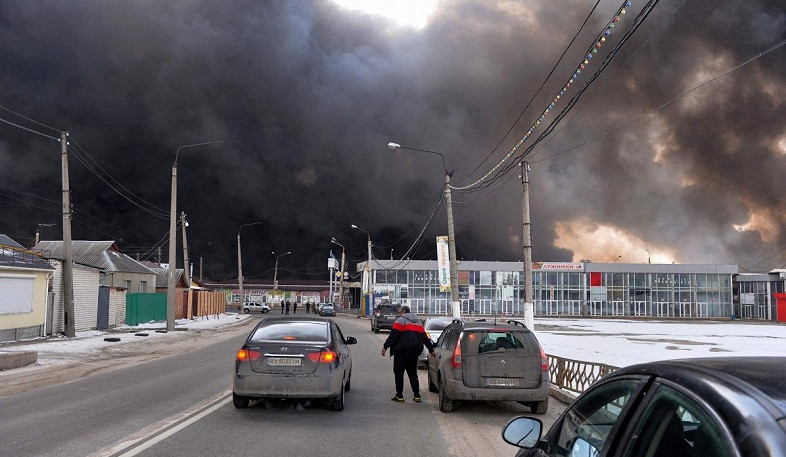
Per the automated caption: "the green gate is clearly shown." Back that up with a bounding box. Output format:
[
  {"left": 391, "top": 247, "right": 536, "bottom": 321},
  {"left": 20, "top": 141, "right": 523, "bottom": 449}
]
[{"left": 126, "top": 293, "right": 166, "bottom": 326}]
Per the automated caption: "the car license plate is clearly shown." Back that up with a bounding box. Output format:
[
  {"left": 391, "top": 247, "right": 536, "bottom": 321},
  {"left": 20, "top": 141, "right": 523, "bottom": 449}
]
[
  {"left": 267, "top": 357, "right": 301, "bottom": 367},
  {"left": 486, "top": 377, "right": 520, "bottom": 387}
]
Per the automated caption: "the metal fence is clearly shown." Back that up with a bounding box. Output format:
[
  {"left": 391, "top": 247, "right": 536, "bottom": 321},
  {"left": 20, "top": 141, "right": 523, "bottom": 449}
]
[{"left": 546, "top": 353, "right": 618, "bottom": 394}]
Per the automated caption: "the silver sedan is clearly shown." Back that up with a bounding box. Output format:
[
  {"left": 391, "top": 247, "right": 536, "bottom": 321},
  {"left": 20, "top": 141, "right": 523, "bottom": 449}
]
[{"left": 232, "top": 316, "right": 356, "bottom": 411}]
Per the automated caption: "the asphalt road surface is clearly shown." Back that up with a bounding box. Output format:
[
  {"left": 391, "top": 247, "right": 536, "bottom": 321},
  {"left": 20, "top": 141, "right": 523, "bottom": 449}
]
[{"left": 0, "top": 315, "right": 567, "bottom": 457}]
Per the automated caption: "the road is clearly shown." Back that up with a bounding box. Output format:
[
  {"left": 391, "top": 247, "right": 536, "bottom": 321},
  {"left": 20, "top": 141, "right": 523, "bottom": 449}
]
[{"left": 0, "top": 314, "right": 567, "bottom": 457}]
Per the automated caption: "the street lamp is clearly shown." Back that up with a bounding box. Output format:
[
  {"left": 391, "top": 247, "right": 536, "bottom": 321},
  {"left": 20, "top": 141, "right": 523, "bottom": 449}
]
[
  {"left": 386, "top": 142, "right": 460, "bottom": 317},
  {"left": 351, "top": 224, "right": 372, "bottom": 317},
  {"left": 237, "top": 222, "right": 265, "bottom": 319},
  {"left": 273, "top": 250, "right": 292, "bottom": 293},
  {"left": 614, "top": 255, "right": 622, "bottom": 263},
  {"left": 166, "top": 141, "right": 223, "bottom": 331},
  {"left": 331, "top": 237, "right": 346, "bottom": 307}
]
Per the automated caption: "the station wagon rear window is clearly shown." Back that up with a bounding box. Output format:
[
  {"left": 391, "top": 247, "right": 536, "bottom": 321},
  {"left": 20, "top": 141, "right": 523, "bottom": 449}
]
[
  {"left": 377, "top": 305, "right": 399, "bottom": 314},
  {"left": 466, "top": 330, "right": 540, "bottom": 355},
  {"left": 251, "top": 322, "right": 329, "bottom": 343}
]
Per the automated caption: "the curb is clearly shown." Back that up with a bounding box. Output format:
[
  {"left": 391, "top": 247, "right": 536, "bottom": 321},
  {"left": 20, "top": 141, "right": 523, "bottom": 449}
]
[
  {"left": 0, "top": 351, "right": 38, "bottom": 370},
  {"left": 549, "top": 384, "right": 577, "bottom": 404}
]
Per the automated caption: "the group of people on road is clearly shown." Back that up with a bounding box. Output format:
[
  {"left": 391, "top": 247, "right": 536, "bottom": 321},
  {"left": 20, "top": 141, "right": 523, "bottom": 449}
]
[{"left": 279, "top": 300, "right": 317, "bottom": 314}]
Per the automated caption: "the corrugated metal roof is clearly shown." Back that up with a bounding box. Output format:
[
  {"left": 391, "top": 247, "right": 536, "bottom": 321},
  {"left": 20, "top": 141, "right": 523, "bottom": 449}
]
[
  {"left": 34, "top": 240, "right": 155, "bottom": 274},
  {"left": 137, "top": 261, "right": 184, "bottom": 287}
]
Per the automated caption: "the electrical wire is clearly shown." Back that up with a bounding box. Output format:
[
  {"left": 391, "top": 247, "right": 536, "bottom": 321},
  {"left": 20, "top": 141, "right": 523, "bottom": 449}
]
[
  {"left": 453, "top": 0, "right": 660, "bottom": 192},
  {"left": 458, "top": 0, "right": 603, "bottom": 184},
  {"left": 68, "top": 136, "right": 170, "bottom": 218}
]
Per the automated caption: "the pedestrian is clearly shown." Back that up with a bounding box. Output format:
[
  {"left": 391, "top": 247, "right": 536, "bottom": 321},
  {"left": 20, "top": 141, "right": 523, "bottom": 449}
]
[
  {"left": 305, "top": 302, "right": 311, "bottom": 314},
  {"left": 280, "top": 300, "right": 285, "bottom": 314},
  {"left": 381, "top": 305, "right": 434, "bottom": 403},
  {"left": 293, "top": 300, "right": 298, "bottom": 314},
  {"left": 285, "top": 300, "right": 290, "bottom": 315}
]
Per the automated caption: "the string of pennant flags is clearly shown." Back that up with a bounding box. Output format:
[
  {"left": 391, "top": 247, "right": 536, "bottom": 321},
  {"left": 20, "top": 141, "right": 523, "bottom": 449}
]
[{"left": 451, "top": 1, "right": 633, "bottom": 191}]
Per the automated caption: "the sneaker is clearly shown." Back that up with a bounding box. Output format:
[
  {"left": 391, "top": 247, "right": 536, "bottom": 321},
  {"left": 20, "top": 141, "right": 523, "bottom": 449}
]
[
  {"left": 391, "top": 394, "right": 405, "bottom": 402},
  {"left": 413, "top": 394, "right": 422, "bottom": 403}
]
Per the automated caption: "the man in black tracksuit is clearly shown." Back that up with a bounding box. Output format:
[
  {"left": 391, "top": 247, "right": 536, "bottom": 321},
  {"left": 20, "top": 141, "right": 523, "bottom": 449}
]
[{"left": 381, "top": 305, "right": 435, "bottom": 403}]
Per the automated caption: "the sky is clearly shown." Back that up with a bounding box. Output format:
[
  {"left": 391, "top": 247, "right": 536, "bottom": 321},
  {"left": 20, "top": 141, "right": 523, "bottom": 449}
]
[
  {"left": 4, "top": 314, "right": 786, "bottom": 372},
  {"left": 0, "top": 0, "right": 784, "bottom": 282}
]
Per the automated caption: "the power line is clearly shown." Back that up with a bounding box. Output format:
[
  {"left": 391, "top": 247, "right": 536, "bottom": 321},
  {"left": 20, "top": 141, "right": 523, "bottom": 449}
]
[
  {"left": 458, "top": 0, "right": 603, "bottom": 184},
  {"left": 453, "top": 0, "right": 658, "bottom": 191}
]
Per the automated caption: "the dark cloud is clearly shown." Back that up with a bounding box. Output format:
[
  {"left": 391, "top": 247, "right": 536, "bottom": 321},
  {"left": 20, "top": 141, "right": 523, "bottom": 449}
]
[{"left": 0, "top": 0, "right": 783, "bottom": 280}]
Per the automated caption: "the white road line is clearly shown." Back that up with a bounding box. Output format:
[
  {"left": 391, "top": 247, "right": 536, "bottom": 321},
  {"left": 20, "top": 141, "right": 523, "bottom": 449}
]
[
  {"left": 116, "top": 396, "right": 230, "bottom": 456},
  {"left": 91, "top": 391, "right": 231, "bottom": 457}
]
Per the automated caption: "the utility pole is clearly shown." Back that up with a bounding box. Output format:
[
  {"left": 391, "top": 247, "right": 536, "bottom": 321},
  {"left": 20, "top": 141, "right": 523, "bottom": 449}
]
[
  {"left": 365, "top": 236, "right": 371, "bottom": 317},
  {"left": 386, "top": 143, "right": 460, "bottom": 317},
  {"left": 351, "top": 225, "right": 372, "bottom": 316},
  {"left": 166, "top": 155, "right": 178, "bottom": 331},
  {"left": 237, "top": 231, "right": 244, "bottom": 319},
  {"left": 61, "top": 132, "right": 75, "bottom": 338},
  {"left": 181, "top": 211, "right": 191, "bottom": 287},
  {"left": 331, "top": 237, "right": 346, "bottom": 308},
  {"left": 520, "top": 162, "right": 534, "bottom": 330},
  {"left": 199, "top": 256, "right": 203, "bottom": 282},
  {"left": 339, "top": 249, "right": 345, "bottom": 307},
  {"left": 444, "top": 172, "right": 460, "bottom": 318}
]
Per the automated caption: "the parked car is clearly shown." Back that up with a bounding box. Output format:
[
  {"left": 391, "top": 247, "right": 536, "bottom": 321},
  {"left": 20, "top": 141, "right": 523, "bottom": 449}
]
[
  {"left": 232, "top": 316, "right": 356, "bottom": 411},
  {"left": 427, "top": 319, "right": 549, "bottom": 413},
  {"left": 418, "top": 316, "right": 463, "bottom": 367},
  {"left": 370, "top": 303, "right": 400, "bottom": 333},
  {"left": 242, "top": 302, "right": 271, "bottom": 314},
  {"left": 319, "top": 304, "right": 336, "bottom": 316},
  {"left": 502, "top": 357, "right": 786, "bottom": 457}
]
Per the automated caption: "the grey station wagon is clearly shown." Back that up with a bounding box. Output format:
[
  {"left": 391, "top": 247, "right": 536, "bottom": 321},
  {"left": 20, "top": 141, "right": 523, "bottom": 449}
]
[{"left": 427, "top": 319, "right": 549, "bottom": 413}]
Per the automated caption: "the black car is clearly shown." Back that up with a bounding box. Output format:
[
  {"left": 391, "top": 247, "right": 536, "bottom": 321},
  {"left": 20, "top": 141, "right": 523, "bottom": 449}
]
[
  {"left": 319, "top": 304, "right": 336, "bottom": 316},
  {"left": 370, "top": 303, "right": 400, "bottom": 333},
  {"left": 428, "top": 319, "right": 549, "bottom": 413},
  {"left": 503, "top": 357, "right": 786, "bottom": 457},
  {"left": 232, "top": 316, "right": 356, "bottom": 411}
]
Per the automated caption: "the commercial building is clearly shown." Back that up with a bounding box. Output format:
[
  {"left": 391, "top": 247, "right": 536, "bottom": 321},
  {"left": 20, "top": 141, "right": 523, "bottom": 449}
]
[{"left": 357, "top": 260, "right": 786, "bottom": 321}]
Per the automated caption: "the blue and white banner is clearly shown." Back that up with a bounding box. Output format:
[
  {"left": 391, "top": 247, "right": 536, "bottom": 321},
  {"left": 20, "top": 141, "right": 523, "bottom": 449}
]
[{"left": 436, "top": 236, "right": 451, "bottom": 292}]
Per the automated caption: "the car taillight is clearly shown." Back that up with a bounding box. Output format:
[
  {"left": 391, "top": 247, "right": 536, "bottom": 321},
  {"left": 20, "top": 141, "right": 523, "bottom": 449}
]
[
  {"left": 308, "top": 350, "right": 337, "bottom": 363},
  {"left": 451, "top": 338, "right": 462, "bottom": 368},
  {"left": 237, "top": 348, "right": 261, "bottom": 361},
  {"left": 539, "top": 343, "right": 548, "bottom": 371}
]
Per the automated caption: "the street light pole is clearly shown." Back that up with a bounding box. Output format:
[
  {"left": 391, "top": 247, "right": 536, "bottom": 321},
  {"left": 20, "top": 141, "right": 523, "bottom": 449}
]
[
  {"left": 273, "top": 250, "right": 292, "bottom": 295},
  {"left": 237, "top": 221, "right": 266, "bottom": 319},
  {"left": 331, "top": 237, "right": 346, "bottom": 307},
  {"left": 351, "top": 224, "right": 372, "bottom": 317},
  {"left": 387, "top": 142, "right": 460, "bottom": 317},
  {"left": 167, "top": 141, "right": 223, "bottom": 331}
]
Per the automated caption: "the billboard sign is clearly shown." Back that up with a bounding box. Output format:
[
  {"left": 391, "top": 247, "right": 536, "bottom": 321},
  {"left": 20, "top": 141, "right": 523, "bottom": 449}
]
[{"left": 436, "top": 236, "right": 451, "bottom": 292}]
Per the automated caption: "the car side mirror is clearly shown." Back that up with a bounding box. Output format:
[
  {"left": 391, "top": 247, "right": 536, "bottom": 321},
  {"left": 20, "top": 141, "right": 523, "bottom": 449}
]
[
  {"left": 345, "top": 336, "right": 358, "bottom": 345},
  {"left": 569, "top": 437, "right": 599, "bottom": 457},
  {"left": 502, "top": 416, "right": 542, "bottom": 449}
]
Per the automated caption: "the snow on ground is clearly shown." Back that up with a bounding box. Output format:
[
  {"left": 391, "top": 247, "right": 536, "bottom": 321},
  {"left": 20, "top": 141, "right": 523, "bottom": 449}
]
[
  {"left": 533, "top": 318, "right": 786, "bottom": 367},
  {"left": 0, "top": 314, "right": 253, "bottom": 365},
  {"left": 3, "top": 314, "right": 786, "bottom": 369}
]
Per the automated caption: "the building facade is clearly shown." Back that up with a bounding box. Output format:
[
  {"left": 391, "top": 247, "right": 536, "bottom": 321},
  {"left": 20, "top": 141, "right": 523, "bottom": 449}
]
[{"left": 355, "top": 260, "right": 785, "bottom": 320}]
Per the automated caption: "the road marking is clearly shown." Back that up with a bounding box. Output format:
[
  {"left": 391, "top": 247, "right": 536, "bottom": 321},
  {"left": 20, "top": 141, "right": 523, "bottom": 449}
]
[{"left": 92, "top": 391, "right": 231, "bottom": 457}]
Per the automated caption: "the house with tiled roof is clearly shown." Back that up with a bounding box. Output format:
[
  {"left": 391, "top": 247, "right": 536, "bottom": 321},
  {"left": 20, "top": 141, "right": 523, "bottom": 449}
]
[{"left": 0, "top": 234, "right": 55, "bottom": 342}]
